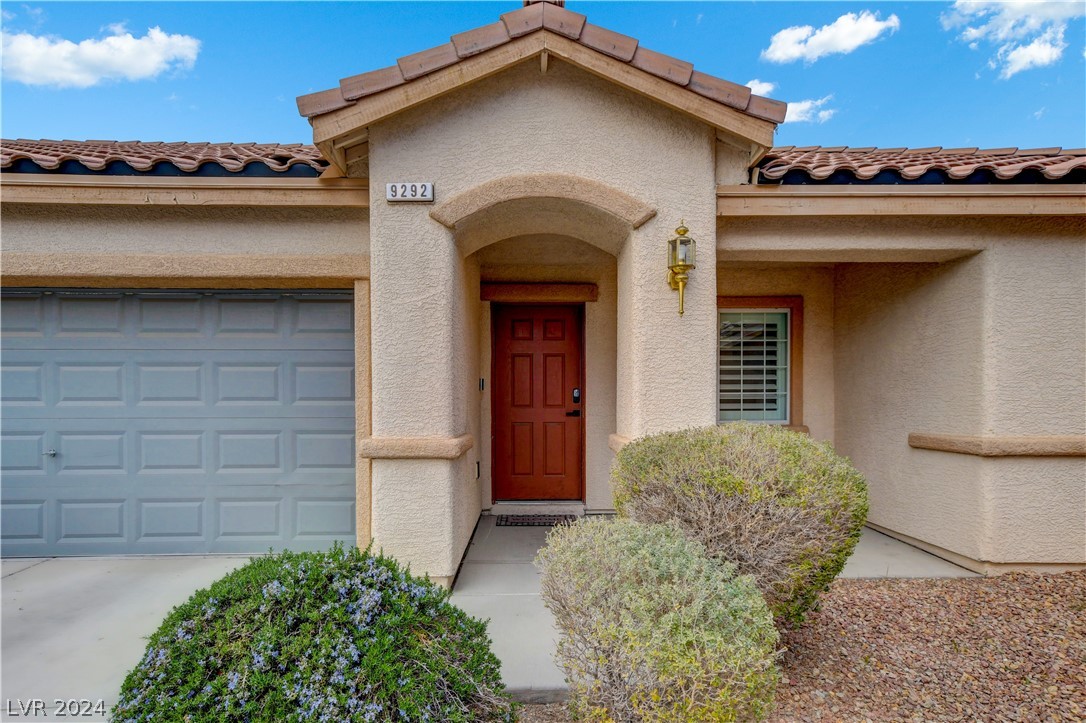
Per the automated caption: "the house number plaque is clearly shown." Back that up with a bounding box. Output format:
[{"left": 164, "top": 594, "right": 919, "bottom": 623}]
[{"left": 385, "top": 182, "right": 434, "bottom": 203}]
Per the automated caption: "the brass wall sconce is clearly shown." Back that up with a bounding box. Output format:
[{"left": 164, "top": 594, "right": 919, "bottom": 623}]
[{"left": 667, "top": 220, "right": 696, "bottom": 316}]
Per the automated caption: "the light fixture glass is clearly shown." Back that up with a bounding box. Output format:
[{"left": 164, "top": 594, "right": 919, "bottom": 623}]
[{"left": 667, "top": 221, "right": 696, "bottom": 316}]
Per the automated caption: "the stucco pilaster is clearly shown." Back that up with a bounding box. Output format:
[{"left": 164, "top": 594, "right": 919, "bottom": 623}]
[
  {"left": 366, "top": 179, "right": 470, "bottom": 578},
  {"left": 616, "top": 212, "right": 718, "bottom": 438}
]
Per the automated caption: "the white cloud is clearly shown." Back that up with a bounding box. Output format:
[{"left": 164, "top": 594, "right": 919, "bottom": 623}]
[
  {"left": 2, "top": 9, "right": 15, "bottom": 21},
  {"left": 745, "top": 79, "right": 777, "bottom": 97},
  {"left": 762, "top": 11, "right": 900, "bottom": 63},
  {"left": 783, "top": 95, "right": 837, "bottom": 124},
  {"left": 1002, "top": 26, "right": 1066, "bottom": 77},
  {"left": 1032, "top": 106, "right": 1047, "bottom": 119},
  {"left": 1, "top": 25, "right": 200, "bottom": 88},
  {"left": 942, "top": 0, "right": 1083, "bottom": 78}
]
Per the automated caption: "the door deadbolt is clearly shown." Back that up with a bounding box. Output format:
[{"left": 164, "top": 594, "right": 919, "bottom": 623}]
[{"left": 572, "top": 387, "right": 581, "bottom": 404}]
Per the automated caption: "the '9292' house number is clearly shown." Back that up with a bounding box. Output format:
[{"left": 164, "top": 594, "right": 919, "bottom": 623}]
[{"left": 385, "top": 182, "right": 434, "bottom": 203}]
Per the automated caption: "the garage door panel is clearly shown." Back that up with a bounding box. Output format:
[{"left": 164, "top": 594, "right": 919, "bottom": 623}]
[
  {"left": 1, "top": 362, "right": 46, "bottom": 405},
  {"left": 1, "top": 433, "right": 46, "bottom": 473},
  {"left": 4, "top": 419, "right": 354, "bottom": 480},
  {"left": 293, "top": 299, "right": 354, "bottom": 335},
  {"left": 56, "top": 295, "right": 125, "bottom": 336},
  {"left": 1, "top": 290, "right": 356, "bottom": 556},
  {"left": 1, "top": 501, "right": 46, "bottom": 541},
  {"left": 56, "top": 432, "right": 128, "bottom": 473},
  {"left": 57, "top": 499, "right": 127, "bottom": 542},
  {"left": 137, "top": 499, "right": 205, "bottom": 541},
  {"left": 3, "top": 293, "right": 352, "bottom": 351},
  {"left": 137, "top": 364, "right": 203, "bottom": 405},
  {"left": 136, "top": 296, "right": 204, "bottom": 335},
  {"left": 2, "top": 352, "right": 353, "bottom": 419},
  {"left": 0, "top": 295, "right": 46, "bottom": 335}
]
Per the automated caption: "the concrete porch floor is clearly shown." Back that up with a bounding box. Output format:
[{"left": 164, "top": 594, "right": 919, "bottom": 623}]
[{"left": 449, "top": 517, "right": 978, "bottom": 701}]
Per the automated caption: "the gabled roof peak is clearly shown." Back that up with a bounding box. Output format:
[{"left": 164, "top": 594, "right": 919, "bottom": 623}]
[{"left": 297, "top": 3, "right": 785, "bottom": 149}]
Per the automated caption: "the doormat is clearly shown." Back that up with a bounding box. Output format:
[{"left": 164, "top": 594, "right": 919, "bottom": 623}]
[{"left": 495, "top": 514, "right": 578, "bottom": 527}]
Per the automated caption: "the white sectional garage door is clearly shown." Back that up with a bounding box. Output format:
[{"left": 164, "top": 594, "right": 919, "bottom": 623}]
[{"left": 1, "top": 290, "right": 356, "bottom": 556}]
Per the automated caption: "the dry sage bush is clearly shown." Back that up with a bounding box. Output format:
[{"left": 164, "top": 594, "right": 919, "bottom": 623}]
[
  {"left": 536, "top": 518, "right": 779, "bottom": 722},
  {"left": 612, "top": 423, "right": 868, "bottom": 627}
]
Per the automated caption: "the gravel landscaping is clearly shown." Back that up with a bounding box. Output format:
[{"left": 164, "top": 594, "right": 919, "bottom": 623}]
[{"left": 519, "top": 570, "right": 1086, "bottom": 722}]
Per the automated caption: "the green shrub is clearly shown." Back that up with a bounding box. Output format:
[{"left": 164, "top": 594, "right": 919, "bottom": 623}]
[
  {"left": 612, "top": 422, "right": 869, "bottom": 627},
  {"left": 536, "top": 518, "right": 779, "bottom": 722},
  {"left": 112, "top": 545, "right": 514, "bottom": 722}
]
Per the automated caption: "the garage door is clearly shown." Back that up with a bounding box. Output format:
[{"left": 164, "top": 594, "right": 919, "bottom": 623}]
[{"left": 1, "top": 290, "right": 356, "bottom": 556}]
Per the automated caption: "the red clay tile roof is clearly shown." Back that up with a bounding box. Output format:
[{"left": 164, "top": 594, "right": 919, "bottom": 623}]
[
  {"left": 4, "top": 140, "right": 1083, "bottom": 184},
  {"left": 0, "top": 139, "right": 326, "bottom": 174},
  {"left": 296, "top": 2, "right": 786, "bottom": 125},
  {"left": 761, "top": 146, "right": 1086, "bottom": 182}
]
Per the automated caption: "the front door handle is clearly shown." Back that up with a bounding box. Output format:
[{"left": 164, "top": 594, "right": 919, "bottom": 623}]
[{"left": 565, "top": 410, "right": 581, "bottom": 417}]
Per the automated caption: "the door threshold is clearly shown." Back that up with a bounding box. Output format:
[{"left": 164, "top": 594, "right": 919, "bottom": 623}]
[{"left": 486, "top": 501, "right": 586, "bottom": 517}]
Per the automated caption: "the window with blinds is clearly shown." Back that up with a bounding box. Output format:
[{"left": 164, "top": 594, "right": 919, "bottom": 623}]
[{"left": 719, "top": 310, "right": 790, "bottom": 422}]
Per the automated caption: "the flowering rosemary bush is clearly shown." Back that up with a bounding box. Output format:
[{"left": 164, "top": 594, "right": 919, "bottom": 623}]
[
  {"left": 112, "top": 545, "right": 514, "bottom": 722},
  {"left": 536, "top": 518, "right": 779, "bottom": 722},
  {"left": 612, "top": 422, "right": 869, "bottom": 627}
]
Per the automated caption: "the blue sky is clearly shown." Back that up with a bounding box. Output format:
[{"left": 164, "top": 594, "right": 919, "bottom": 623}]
[{"left": 2, "top": 1, "right": 1084, "bottom": 148}]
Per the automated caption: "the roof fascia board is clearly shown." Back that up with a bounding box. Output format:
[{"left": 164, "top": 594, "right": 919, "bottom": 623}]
[
  {"left": 716, "top": 184, "right": 1086, "bottom": 216},
  {"left": 311, "top": 30, "right": 774, "bottom": 155},
  {"left": 0, "top": 174, "right": 369, "bottom": 208},
  {"left": 312, "top": 34, "right": 545, "bottom": 147}
]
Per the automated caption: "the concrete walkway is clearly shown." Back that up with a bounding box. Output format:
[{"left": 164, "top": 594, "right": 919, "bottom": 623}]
[
  {"left": 0, "top": 524, "right": 974, "bottom": 717},
  {"left": 2, "top": 555, "right": 248, "bottom": 721},
  {"left": 450, "top": 518, "right": 977, "bottom": 702}
]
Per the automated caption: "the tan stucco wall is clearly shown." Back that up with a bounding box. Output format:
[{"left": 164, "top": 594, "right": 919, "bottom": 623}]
[
  {"left": 1, "top": 204, "right": 369, "bottom": 256},
  {"left": 365, "top": 58, "right": 723, "bottom": 578},
  {"left": 835, "top": 257, "right": 990, "bottom": 560},
  {"left": 831, "top": 218, "right": 1085, "bottom": 566},
  {"left": 474, "top": 235, "right": 619, "bottom": 512},
  {"left": 715, "top": 263, "right": 835, "bottom": 442},
  {"left": 717, "top": 215, "right": 1080, "bottom": 263},
  {"left": 1, "top": 203, "right": 371, "bottom": 286}
]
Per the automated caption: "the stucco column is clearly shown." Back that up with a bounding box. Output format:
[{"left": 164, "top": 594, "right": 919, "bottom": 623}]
[
  {"left": 366, "top": 198, "right": 471, "bottom": 584},
  {"left": 616, "top": 210, "right": 718, "bottom": 439}
]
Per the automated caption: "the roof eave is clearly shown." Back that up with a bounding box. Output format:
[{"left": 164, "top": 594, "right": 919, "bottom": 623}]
[
  {"left": 0, "top": 173, "right": 369, "bottom": 208},
  {"left": 716, "top": 183, "right": 1086, "bottom": 216}
]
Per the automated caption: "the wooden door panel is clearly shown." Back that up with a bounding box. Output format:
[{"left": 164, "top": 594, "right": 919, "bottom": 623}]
[
  {"left": 511, "top": 423, "right": 533, "bottom": 476},
  {"left": 543, "top": 354, "right": 564, "bottom": 407},
  {"left": 511, "top": 355, "right": 533, "bottom": 407},
  {"left": 492, "top": 304, "right": 583, "bottom": 501},
  {"left": 543, "top": 422, "right": 565, "bottom": 476}
]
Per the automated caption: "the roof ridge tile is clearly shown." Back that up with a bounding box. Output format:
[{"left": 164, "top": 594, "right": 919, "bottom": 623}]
[
  {"left": 687, "top": 71, "right": 751, "bottom": 112},
  {"left": 629, "top": 45, "right": 694, "bottom": 86},
  {"left": 500, "top": 3, "right": 545, "bottom": 38},
  {"left": 541, "top": 4, "right": 586, "bottom": 39},
  {"left": 340, "top": 65, "right": 405, "bottom": 102},
  {"left": 577, "top": 23, "right": 638, "bottom": 61},
  {"left": 451, "top": 21, "right": 512, "bottom": 59}
]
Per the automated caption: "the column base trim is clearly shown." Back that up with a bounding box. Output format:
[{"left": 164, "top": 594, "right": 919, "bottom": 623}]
[
  {"left": 359, "top": 434, "right": 474, "bottom": 460},
  {"left": 608, "top": 433, "right": 631, "bottom": 453},
  {"left": 908, "top": 433, "right": 1086, "bottom": 457}
]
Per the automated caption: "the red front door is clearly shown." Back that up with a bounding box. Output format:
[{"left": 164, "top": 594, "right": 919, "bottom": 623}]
[{"left": 492, "top": 304, "right": 584, "bottom": 501}]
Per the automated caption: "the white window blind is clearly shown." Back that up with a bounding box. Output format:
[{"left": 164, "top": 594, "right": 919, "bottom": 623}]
[{"left": 719, "top": 310, "right": 790, "bottom": 422}]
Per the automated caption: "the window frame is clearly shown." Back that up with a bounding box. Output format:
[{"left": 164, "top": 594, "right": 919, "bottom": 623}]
[{"left": 716, "top": 296, "right": 803, "bottom": 428}]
